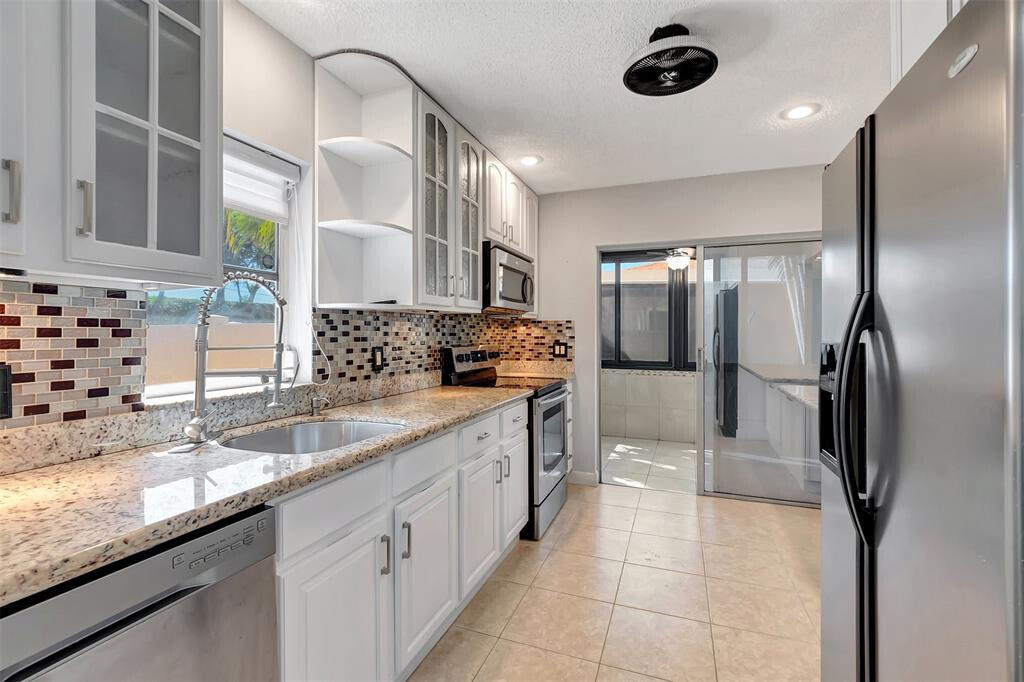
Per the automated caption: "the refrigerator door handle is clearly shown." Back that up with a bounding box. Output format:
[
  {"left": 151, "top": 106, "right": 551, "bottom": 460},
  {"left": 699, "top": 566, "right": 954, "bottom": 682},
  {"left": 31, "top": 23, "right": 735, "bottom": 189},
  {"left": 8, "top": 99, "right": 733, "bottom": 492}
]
[{"left": 836, "top": 291, "right": 875, "bottom": 547}]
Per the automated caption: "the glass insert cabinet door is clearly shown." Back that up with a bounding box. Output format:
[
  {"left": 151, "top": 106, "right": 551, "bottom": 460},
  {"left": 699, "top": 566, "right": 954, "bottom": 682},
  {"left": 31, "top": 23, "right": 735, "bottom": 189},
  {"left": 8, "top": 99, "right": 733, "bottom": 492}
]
[
  {"left": 454, "top": 125, "right": 482, "bottom": 310},
  {"left": 66, "top": 0, "right": 221, "bottom": 283},
  {"left": 418, "top": 93, "right": 456, "bottom": 306}
]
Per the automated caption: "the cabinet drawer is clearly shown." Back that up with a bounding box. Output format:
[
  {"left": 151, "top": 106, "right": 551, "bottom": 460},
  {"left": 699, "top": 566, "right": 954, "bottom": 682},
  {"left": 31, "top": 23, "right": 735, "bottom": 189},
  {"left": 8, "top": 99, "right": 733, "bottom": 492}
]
[
  {"left": 276, "top": 461, "right": 387, "bottom": 562},
  {"left": 500, "top": 402, "right": 529, "bottom": 439},
  {"left": 460, "top": 413, "right": 500, "bottom": 460},
  {"left": 393, "top": 432, "right": 457, "bottom": 498}
]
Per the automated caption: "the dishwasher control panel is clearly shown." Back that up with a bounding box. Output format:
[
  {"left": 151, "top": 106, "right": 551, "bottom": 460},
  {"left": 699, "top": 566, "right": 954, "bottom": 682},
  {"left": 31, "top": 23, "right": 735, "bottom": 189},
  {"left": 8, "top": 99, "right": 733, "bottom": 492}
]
[{"left": 169, "top": 510, "right": 273, "bottom": 575}]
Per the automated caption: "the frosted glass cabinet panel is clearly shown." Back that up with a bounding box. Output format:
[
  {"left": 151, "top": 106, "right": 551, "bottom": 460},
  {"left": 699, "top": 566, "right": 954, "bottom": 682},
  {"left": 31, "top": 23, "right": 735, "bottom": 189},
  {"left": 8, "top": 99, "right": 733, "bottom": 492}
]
[
  {"left": 418, "top": 94, "right": 456, "bottom": 306},
  {"left": 67, "top": 0, "right": 221, "bottom": 285},
  {"left": 454, "top": 124, "right": 482, "bottom": 311}
]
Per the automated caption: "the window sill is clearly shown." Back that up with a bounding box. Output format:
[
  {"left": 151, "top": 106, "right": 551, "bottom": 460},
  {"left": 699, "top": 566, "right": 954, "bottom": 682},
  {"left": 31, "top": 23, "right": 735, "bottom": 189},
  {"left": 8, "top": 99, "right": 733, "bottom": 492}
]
[{"left": 144, "top": 373, "right": 304, "bottom": 407}]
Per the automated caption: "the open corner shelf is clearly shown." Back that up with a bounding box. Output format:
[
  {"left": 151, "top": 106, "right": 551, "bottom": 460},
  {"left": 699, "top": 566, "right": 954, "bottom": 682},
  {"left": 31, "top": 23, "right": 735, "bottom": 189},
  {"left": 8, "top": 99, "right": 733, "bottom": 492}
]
[
  {"left": 317, "top": 136, "right": 412, "bottom": 167},
  {"left": 318, "top": 219, "right": 413, "bottom": 239}
]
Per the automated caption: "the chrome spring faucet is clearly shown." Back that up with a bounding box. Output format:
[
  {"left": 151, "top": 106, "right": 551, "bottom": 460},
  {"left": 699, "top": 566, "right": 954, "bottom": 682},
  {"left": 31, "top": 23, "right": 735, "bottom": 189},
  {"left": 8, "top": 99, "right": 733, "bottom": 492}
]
[{"left": 174, "top": 271, "right": 298, "bottom": 451}]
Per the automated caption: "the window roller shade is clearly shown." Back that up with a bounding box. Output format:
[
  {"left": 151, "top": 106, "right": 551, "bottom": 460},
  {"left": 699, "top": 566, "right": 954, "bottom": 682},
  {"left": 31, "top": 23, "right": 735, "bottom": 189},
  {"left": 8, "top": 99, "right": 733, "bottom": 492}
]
[{"left": 223, "top": 153, "right": 293, "bottom": 223}]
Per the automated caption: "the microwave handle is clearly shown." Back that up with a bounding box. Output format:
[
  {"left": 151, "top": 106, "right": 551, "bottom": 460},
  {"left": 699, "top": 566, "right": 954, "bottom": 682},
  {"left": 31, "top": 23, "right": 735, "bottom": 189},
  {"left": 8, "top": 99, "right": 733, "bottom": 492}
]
[{"left": 522, "top": 274, "right": 535, "bottom": 306}]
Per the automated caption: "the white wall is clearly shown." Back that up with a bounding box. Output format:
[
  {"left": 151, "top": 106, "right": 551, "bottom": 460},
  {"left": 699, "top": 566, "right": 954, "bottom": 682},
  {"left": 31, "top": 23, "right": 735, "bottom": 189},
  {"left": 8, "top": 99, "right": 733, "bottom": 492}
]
[{"left": 538, "top": 166, "right": 822, "bottom": 483}]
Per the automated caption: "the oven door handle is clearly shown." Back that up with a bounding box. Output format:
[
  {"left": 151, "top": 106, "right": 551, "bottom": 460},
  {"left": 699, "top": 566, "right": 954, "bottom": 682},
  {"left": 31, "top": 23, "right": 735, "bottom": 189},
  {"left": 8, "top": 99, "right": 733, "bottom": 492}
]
[{"left": 535, "top": 388, "right": 569, "bottom": 407}]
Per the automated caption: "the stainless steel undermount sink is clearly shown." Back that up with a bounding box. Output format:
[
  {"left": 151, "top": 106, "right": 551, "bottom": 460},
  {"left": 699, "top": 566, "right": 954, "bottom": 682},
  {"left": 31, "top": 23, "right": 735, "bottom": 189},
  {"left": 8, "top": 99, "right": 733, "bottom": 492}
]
[{"left": 218, "top": 421, "right": 404, "bottom": 454}]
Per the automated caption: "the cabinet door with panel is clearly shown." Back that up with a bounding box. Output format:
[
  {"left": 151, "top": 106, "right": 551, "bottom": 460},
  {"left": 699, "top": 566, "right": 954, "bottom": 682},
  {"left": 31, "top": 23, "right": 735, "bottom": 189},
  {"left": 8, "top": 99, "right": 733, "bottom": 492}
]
[
  {"left": 454, "top": 125, "right": 482, "bottom": 311},
  {"left": 459, "top": 448, "right": 500, "bottom": 598},
  {"left": 0, "top": 0, "right": 26, "bottom": 260},
  {"left": 417, "top": 93, "right": 456, "bottom": 306},
  {"left": 504, "top": 171, "right": 524, "bottom": 252},
  {"left": 500, "top": 433, "right": 529, "bottom": 548},
  {"left": 66, "top": 0, "right": 221, "bottom": 284},
  {"left": 279, "top": 513, "right": 393, "bottom": 682},
  {"left": 483, "top": 151, "right": 506, "bottom": 245},
  {"left": 522, "top": 185, "right": 538, "bottom": 259},
  {"left": 395, "top": 472, "right": 458, "bottom": 672}
]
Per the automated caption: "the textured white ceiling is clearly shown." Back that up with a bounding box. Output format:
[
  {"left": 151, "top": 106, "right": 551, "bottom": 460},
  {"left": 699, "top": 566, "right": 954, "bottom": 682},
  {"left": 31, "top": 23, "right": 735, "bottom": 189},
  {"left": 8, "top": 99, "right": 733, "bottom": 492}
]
[{"left": 239, "top": 0, "right": 891, "bottom": 194}]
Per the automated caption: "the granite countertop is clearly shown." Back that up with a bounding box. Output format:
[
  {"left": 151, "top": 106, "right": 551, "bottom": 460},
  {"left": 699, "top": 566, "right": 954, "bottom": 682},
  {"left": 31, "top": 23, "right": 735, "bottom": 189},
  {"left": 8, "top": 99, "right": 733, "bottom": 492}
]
[
  {"left": 773, "top": 383, "right": 819, "bottom": 410},
  {"left": 0, "top": 386, "right": 532, "bottom": 607},
  {"left": 740, "top": 362, "right": 819, "bottom": 385}
]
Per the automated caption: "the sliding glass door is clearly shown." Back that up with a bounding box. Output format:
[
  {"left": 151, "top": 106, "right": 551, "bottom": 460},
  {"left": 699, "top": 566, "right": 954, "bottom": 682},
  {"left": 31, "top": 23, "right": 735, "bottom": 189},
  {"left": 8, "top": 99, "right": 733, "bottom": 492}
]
[{"left": 699, "top": 241, "right": 822, "bottom": 504}]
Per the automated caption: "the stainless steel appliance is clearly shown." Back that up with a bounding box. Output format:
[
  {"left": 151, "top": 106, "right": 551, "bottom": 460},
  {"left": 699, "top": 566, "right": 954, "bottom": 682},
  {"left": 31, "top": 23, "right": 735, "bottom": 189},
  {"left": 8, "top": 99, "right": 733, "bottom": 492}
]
[
  {"left": 482, "top": 241, "right": 535, "bottom": 314},
  {"left": 712, "top": 286, "right": 738, "bottom": 437},
  {"left": 441, "top": 346, "right": 568, "bottom": 539},
  {"left": 0, "top": 507, "right": 278, "bottom": 681},
  {"left": 821, "top": 2, "right": 1022, "bottom": 678}
]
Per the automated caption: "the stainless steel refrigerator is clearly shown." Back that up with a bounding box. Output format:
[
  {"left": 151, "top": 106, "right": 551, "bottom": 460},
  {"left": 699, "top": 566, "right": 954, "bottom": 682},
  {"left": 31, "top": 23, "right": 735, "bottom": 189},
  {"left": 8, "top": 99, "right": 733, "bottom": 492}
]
[{"left": 820, "top": 1, "right": 1023, "bottom": 680}]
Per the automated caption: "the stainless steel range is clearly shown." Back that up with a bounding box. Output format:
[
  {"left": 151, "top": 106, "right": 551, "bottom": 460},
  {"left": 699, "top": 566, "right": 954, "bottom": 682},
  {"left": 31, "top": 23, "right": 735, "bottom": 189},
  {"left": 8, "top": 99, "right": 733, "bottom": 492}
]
[{"left": 441, "top": 346, "right": 568, "bottom": 540}]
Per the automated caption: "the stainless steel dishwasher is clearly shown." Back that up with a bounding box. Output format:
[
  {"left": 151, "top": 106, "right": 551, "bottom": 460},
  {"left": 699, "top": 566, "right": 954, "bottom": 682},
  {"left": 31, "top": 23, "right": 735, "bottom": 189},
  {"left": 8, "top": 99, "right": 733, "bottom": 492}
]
[{"left": 0, "top": 507, "right": 278, "bottom": 681}]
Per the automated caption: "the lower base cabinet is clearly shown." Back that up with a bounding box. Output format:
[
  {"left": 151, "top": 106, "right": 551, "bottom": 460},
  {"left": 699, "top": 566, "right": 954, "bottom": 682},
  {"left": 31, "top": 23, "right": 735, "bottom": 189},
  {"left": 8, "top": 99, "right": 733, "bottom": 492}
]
[
  {"left": 500, "top": 434, "right": 529, "bottom": 548},
  {"left": 394, "top": 472, "right": 458, "bottom": 672},
  {"left": 459, "top": 449, "right": 501, "bottom": 598},
  {"left": 278, "top": 513, "right": 392, "bottom": 682}
]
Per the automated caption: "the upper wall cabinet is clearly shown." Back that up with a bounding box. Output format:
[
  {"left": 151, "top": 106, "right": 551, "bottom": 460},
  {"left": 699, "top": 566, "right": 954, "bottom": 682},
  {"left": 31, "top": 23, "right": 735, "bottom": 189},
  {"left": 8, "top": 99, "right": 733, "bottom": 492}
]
[
  {"left": 417, "top": 94, "right": 456, "bottom": 307},
  {"left": 454, "top": 125, "right": 483, "bottom": 311},
  {"left": 890, "top": 0, "right": 968, "bottom": 86},
  {"left": 483, "top": 150, "right": 532, "bottom": 259},
  {"left": 483, "top": 152, "right": 506, "bottom": 245},
  {"left": 523, "top": 185, "right": 538, "bottom": 260},
  {"left": 1, "top": 0, "right": 222, "bottom": 286},
  {"left": 314, "top": 53, "right": 415, "bottom": 308}
]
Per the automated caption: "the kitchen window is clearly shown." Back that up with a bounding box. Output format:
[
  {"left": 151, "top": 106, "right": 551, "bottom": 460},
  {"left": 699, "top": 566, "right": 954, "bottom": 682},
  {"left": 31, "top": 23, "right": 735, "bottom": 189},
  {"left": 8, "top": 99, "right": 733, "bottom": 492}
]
[
  {"left": 601, "top": 250, "right": 696, "bottom": 371},
  {"left": 145, "top": 136, "right": 300, "bottom": 397}
]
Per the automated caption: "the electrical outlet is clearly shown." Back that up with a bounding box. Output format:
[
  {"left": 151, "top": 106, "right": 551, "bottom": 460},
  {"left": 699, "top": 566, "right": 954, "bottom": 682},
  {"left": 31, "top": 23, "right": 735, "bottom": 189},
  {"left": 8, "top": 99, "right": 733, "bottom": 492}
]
[
  {"left": 371, "top": 346, "right": 385, "bottom": 373},
  {"left": 0, "top": 363, "right": 11, "bottom": 420},
  {"left": 551, "top": 341, "right": 568, "bottom": 358}
]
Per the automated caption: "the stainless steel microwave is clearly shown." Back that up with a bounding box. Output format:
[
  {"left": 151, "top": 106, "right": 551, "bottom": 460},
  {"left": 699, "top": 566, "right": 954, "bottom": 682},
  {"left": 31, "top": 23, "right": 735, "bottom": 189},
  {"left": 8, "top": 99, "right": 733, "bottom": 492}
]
[{"left": 482, "top": 241, "right": 535, "bottom": 314}]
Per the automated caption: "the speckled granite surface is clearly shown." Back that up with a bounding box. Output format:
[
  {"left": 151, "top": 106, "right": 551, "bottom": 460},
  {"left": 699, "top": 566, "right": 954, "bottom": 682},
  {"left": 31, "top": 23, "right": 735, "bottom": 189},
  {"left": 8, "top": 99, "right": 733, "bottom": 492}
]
[{"left": 0, "top": 386, "right": 531, "bottom": 607}]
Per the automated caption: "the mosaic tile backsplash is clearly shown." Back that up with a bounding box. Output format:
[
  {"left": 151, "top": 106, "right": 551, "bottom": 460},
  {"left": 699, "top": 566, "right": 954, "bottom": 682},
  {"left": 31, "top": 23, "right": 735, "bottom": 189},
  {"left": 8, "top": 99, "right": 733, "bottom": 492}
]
[{"left": 0, "top": 280, "right": 146, "bottom": 428}]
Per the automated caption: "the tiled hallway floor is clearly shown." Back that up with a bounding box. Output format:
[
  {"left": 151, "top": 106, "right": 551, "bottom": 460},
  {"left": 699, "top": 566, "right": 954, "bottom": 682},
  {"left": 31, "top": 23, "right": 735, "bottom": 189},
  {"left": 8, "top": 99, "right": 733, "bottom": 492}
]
[
  {"left": 602, "top": 437, "right": 697, "bottom": 493},
  {"left": 411, "top": 484, "right": 821, "bottom": 681}
]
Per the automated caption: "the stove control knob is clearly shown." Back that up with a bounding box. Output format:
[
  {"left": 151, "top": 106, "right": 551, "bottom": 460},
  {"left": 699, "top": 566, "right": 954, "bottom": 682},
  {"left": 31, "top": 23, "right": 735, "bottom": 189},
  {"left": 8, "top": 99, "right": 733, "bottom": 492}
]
[
  {"left": 488, "top": 351, "right": 500, "bottom": 359},
  {"left": 456, "top": 354, "right": 467, "bottom": 362}
]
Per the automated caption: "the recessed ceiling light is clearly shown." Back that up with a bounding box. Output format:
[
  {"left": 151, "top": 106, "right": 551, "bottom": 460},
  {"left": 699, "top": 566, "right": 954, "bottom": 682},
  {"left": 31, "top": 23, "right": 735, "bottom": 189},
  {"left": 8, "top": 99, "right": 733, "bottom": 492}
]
[
  {"left": 520, "top": 155, "right": 543, "bottom": 167},
  {"left": 781, "top": 103, "right": 821, "bottom": 120}
]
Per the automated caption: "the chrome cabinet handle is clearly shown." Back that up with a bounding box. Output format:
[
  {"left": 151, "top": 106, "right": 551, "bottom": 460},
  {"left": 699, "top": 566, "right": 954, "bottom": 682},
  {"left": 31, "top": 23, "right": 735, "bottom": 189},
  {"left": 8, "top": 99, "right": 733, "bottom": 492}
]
[
  {"left": 477, "top": 431, "right": 491, "bottom": 440},
  {"left": 2, "top": 159, "right": 21, "bottom": 224},
  {"left": 76, "top": 179, "right": 94, "bottom": 237},
  {"left": 401, "top": 521, "right": 412, "bottom": 559},
  {"left": 449, "top": 274, "right": 455, "bottom": 297},
  {"left": 504, "top": 454, "right": 510, "bottom": 478},
  {"left": 381, "top": 535, "right": 392, "bottom": 575},
  {"left": 495, "top": 459, "right": 502, "bottom": 484},
  {"left": 512, "top": 415, "right": 522, "bottom": 423},
  {"left": 460, "top": 275, "right": 467, "bottom": 297}
]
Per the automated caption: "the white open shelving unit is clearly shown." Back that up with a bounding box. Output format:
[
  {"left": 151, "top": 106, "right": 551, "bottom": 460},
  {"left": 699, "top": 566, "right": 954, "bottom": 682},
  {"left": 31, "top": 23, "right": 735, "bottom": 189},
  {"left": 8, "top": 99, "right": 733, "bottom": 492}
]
[{"left": 315, "top": 53, "right": 416, "bottom": 308}]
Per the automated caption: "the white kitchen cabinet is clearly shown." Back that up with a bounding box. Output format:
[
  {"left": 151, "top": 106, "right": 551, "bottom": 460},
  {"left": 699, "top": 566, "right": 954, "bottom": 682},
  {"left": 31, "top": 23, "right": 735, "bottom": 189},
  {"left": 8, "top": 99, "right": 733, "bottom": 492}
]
[
  {"left": 0, "top": 0, "right": 27, "bottom": 260},
  {"left": 453, "top": 124, "right": 483, "bottom": 311},
  {"left": 522, "top": 185, "right": 538, "bottom": 259},
  {"left": 500, "top": 432, "right": 529, "bottom": 548},
  {"left": 483, "top": 151, "right": 507, "bottom": 245},
  {"left": 279, "top": 513, "right": 393, "bottom": 682},
  {"left": 458, "top": 448, "right": 500, "bottom": 598},
  {"left": 64, "top": 0, "right": 222, "bottom": 284},
  {"left": 504, "top": 171, "right": 524, "bottom": 252},
  {"left": 394, "top": 472, "right": 458, "bottom": 672},
  {"left": 416, "top": 93, "right": 457, "bottom": 307}
]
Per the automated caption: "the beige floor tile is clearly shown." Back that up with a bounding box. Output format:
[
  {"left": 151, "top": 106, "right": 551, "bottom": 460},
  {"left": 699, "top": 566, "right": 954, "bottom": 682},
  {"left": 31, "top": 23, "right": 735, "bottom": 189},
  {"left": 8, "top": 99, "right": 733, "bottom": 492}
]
[
  {"left": 602, "top": 472, "right": 649, "bottom": 489},
  {"left": 533, "top": 550, "right": 624, "bottom": 602},
  {"left": 706, "top": 578, "right": 817, "bottom": 643},
  {"left": 454, "top": 579, "right": 528, "bottom": 636},
  {"left": 501, "top": 587, "right": 613, "bottom": 662},
  {"left": 637, "top": 489, "right": 699, "bottom": 516},
  {"left": 540, "top": 506, "right": 581, "bottom": 549},
  {"left": 475, "top": 639, "right": 599, "bottom": 682},
  {"left": 597, "top": 665, "right": 663, "bottom": 682},
  {"left": 625, "top": 533, "right": 704, "bottom": 575},
  {"left": 779, "top": 547, "right": 821, "bottom": 595},
  {"left": 555, "top": 524, "right": 631, "bottom": 561},
  {"left": 573, "top": 503, "right": 638, "bottom": 531},
  {"left": 603, "top": 458, "right": 652, "bottom": 476},
  {"left": 632, "top": 509, "right": 701, "bottom": 542},
  {"left": 649, "top": 453, "right": 696, "bottom": 480},
  {"left": 601, "top": 605, "right": 716, "bottom": 682},
  {"left": 701, "top": 543, "right": 794, "bottom": 589},
  {"left": 491, "top": 542, "right": 551, "bottom": 585},
  {"left": 644, "top": 475, "right": 696, "bottom": 494},
  {"left": 799, "top": 590, "right": 820, "bottom": 637},
  {"left": 699, "top": 515, "right": 776, "bottom": 550},
  {"left": 712, "top": 625, "right": 820, "bottom": 682},
  {"left": 698, "top": 495, "right": 779, "bottom": 521},
  {"left": 614, "top": 563, "right": 709, "bottom": 622},
  {"left": 409, "top": 626, "right": 496, "bottom": 681},
  {"left": 577, "top": 484, "right": 642, "bottom": 508},
  {"left": 772, "top": 516, "right": 821, "bottom": 554}
]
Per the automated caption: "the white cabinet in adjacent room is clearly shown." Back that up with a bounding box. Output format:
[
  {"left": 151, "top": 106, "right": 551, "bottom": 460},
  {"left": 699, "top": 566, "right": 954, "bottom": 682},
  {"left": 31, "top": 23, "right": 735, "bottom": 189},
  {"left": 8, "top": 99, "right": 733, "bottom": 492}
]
[
  {"left": 65, "top": 0, "right": 222, "bottom": 283},
  {"left": 394, "top": 472, "right": 458, "bottom": 672},
  {"left": 500, "top": 432, "right": 529, "bottom": 548},
  {"left": 458, "top": 449, "right": 500, "bottom": 598},
  {"left": 279, "top": 513, "right": 393, "bottom": 682}
]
